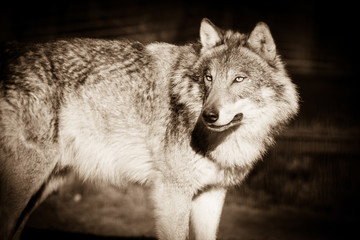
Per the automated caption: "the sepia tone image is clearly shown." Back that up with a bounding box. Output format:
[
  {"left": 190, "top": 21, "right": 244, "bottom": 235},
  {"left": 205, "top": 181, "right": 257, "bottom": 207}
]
[{"left": 1, "top": 1, "right": 359, "bottom": 239}]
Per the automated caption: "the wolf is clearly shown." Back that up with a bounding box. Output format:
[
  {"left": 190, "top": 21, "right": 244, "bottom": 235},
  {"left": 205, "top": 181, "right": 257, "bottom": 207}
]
[{"left": 0, "top": 18, "right": 298, "bottom": 240}]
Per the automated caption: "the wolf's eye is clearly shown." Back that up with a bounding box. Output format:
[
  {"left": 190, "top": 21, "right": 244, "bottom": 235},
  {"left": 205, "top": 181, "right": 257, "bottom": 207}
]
[
  {"left": 234, "top": 76, "right": 246, "bottom": 83},
  {"left": 204, "top": 75, "right": 213, "bottom": 81}
]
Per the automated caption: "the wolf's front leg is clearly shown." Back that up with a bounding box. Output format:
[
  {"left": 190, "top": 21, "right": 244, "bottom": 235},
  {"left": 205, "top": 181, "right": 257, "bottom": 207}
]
[
  {"left": 151, "top": 180, "right": 193, "bottom": 240},
  {"left": 190, "top": 187, "right": 227, "bottom": 240}
]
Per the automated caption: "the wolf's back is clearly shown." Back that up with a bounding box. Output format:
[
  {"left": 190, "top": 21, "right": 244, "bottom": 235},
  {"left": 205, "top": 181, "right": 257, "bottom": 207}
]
[{"left": 1, "top": 39, "right": 170, "bottom": 144}]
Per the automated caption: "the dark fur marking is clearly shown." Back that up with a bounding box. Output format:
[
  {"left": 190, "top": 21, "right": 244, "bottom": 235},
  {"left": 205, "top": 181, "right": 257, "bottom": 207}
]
[
  {"left": 131, "top": 42, "right": 145, "bottom": 52},
  {"left": 46, "top": 54, "right": 63, "bottom": 142},
  {"left": 51, "top": 91, "right": 62, "bottom": 143}
]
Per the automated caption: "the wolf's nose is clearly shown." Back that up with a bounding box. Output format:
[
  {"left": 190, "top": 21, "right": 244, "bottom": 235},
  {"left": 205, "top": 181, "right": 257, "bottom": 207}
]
[{"left": 202, "top": 109, "right": 219, "bottom": 124}]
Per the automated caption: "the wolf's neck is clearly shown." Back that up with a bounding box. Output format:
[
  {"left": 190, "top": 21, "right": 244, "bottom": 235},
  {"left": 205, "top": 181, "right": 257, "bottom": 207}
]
[{"left": 191, "top": 119, "right": 274, "bottom": 169}]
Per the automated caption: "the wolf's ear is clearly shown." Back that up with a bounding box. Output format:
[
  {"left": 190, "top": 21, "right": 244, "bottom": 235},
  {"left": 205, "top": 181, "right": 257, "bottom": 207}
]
[
  {"left": 247, "top": 22, "right": 276, "bottom": 61},
  {"left": 200, "top": 18, "right": 222, "bottom": 50}
]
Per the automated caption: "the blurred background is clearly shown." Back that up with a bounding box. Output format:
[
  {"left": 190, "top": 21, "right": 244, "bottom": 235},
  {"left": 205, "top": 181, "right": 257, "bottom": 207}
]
[{"left": 1, "top": 0, "right": 359, "bottom": 239}]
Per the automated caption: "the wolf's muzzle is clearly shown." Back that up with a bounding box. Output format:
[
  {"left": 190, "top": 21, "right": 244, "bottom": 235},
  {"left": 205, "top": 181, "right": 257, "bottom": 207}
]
[{"left": 202, "top": 110, "right": 243, "bottom": 132}]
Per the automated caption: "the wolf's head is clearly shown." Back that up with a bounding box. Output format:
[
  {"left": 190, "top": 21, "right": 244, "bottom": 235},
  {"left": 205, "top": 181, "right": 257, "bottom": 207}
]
[
  {"left": 195, "top": 18, "right": 298, "bottom": 133},
  {"left": 191, "top": 18, "right": 299, "bottom": 167}
]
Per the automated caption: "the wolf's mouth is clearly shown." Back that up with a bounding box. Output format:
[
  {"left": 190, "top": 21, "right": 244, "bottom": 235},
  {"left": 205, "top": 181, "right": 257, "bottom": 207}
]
[{"left": 205, "top": 113, "right": 243, "bottom": 132}]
